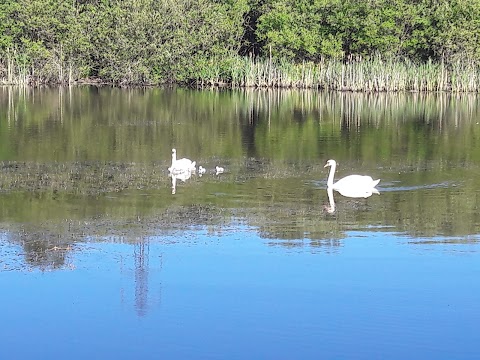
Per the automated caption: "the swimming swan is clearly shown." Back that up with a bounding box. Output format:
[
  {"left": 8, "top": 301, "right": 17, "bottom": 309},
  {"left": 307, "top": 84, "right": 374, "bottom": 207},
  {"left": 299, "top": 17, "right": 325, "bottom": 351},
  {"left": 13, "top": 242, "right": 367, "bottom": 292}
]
[
  {"left": 169, "top": 148, "right": 196, "bottom": 173},
  {"left": 324, "top": 159, "right": 380, "bottom": 191}
]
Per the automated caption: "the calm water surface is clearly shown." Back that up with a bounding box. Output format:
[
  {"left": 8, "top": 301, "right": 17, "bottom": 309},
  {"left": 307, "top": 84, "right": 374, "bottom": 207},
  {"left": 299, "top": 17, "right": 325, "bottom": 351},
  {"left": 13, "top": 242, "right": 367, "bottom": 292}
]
[{"left": 0, "top": 87, "right": 480, "bottom": 359}]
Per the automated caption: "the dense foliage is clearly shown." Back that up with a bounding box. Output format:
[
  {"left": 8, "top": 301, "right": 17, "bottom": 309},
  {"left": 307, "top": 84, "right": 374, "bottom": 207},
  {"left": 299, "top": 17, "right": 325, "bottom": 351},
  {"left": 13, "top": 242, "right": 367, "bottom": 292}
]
[
  {"left": 255, "top": 0, "right": 480, "bottom": 62},
  {"left": 0, "top": 0, "right": 479, "bottom": 86}
]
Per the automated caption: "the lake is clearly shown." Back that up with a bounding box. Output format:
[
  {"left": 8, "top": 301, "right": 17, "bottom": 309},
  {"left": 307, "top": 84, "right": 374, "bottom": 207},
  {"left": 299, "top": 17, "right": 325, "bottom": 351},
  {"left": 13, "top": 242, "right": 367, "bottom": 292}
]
[{"left": 0, "top": 86, "right": 479, "bottom": 359}]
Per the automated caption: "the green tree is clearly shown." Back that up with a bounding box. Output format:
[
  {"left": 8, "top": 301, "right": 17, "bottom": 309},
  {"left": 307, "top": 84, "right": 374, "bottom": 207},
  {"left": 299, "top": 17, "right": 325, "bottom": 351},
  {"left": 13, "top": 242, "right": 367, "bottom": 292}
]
[
  {"left": 256, "top": 0, "right": 344, "bottom": 60},
  {"left": 0, "top": 0, "right": 90, "bottom": 82},
  {"left": 1, "top": 0, "right": 480, "bottom": 84},
  {"left": 428, "top": 0, "right": 480, "bottom": 62},
  {"left": 84, "top": 0, "right": 248, "bottom": 84},
  {"left": 256, "top": 0, "right": 480, "bottom": 63}
]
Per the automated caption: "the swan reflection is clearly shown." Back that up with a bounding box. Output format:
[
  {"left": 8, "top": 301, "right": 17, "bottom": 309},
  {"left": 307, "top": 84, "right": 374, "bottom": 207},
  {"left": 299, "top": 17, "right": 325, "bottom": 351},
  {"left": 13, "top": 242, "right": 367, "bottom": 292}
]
[
  {"left": 336, "top": 187, "right": 379, "bottom": 198},
  {"left": 325, "top": 186, "right": 379, "bottom": 213},
  {"left": 325, "top": 187, "right": 336, "bottom": 213},
  {"left": 215, "top": 166, "right": 224, "bottom": 175},
  {"left": 170, "top": 170, "right": 192, "bottom": 194}
]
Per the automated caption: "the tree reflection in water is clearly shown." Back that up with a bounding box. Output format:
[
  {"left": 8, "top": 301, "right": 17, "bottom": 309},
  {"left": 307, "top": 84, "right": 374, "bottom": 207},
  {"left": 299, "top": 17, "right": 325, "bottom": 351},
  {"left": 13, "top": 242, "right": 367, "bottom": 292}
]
[{"left": 134, "top": 238, "right": 150, "bottom": 317}]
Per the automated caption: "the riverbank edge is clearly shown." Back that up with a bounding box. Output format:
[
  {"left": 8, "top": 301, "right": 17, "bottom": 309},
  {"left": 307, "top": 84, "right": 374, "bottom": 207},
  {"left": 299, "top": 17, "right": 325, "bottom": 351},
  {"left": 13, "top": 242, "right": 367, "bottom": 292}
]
[{"left": 1, "top": 57, "right": 479, "bottom": 92}]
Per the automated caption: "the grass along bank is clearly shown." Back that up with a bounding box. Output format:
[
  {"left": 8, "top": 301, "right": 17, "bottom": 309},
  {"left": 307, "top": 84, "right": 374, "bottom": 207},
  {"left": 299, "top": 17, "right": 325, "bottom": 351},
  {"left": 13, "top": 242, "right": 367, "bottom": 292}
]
[
  {"left": 213, "top": 56, "right": 480, "bottom": 92},
  {"left": 1, "top": 55, "right": 479, "bottom": 92}
]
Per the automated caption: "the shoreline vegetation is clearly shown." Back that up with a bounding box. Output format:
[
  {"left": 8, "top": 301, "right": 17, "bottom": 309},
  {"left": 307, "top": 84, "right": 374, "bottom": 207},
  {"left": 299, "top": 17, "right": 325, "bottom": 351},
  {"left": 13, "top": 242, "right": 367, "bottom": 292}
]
[
  {"left": 4, "top": 55, "right": 480, "bottom": 93},
  {"left": 2, "top": 56, "right": 480, "bottom": 93},
  {"left": 1, "top": 0, "right": 480, "bottom": 92},
  {"left": 202, "top": 56, "right": 480, "bottom": 92}
]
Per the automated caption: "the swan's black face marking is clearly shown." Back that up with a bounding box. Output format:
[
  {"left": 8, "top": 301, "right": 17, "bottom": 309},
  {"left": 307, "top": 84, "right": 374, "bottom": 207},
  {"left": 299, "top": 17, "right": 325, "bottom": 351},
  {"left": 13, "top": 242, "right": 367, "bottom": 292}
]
[{"left": 324, "top": 159, "right": 335, "bottom": 168}]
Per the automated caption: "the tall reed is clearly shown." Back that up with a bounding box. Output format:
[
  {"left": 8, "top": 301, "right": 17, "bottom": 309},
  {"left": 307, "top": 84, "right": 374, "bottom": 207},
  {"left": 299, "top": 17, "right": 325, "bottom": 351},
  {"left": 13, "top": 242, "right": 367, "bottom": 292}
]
[
  {"left": 0, "top": 46, "right": 83, "bottom": 86},
  {"left": 0, "top": 48, "right": 29, "bottom": 85},
  {"left": 3, "top": 49, "right": 480, "bottom": 92},
  {"left": 196, "top": 56, "right": 480, "bottom": 93}
]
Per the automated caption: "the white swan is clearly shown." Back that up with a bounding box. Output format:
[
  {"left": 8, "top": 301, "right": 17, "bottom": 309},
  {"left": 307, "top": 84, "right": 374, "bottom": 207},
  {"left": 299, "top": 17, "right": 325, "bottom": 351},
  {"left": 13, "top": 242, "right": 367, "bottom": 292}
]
[
  {"left": 215, "top": 166, "right": 224, "bottom": 175},
  {"left": 168, "top": 148, "right": 196, "bottom": 173},
  {"left": 324, "top": 159, "right": 380, "bottom": 191},
  {"left": 198, "top": 166, "right": 206, "bottom": 176}
]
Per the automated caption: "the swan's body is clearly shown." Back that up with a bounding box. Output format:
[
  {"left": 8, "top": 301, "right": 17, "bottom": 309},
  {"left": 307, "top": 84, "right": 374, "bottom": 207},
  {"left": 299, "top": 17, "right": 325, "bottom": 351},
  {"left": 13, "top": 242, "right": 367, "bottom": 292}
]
[
  {"left": 198, "top": 166, "right": 206, "bottom": 175},
  {"left": 169, "top": 148, "right": 196, "bottom": 173},
  {"left": 324, "top": 159, "right": 380, "bottom": 191},
  {"left": 215, "top": 166, "right": 224, "bottom": 175}
]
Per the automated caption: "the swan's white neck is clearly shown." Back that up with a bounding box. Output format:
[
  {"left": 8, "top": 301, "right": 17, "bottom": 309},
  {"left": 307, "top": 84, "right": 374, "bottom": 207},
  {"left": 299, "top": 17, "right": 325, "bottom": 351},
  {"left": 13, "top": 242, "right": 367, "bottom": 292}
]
[
  {"left": 171, "top": 150, "right": 177, "bottom": 165},
  {"left": 327, "top": 162, "right": 336, "bottom": 187}
]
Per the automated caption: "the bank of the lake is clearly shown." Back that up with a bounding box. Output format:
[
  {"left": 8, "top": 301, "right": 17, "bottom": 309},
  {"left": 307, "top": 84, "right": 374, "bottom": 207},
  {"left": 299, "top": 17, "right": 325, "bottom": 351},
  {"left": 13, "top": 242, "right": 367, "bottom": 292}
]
[{"left": 3, "top": 57, "right": 480, "bottom": 93}]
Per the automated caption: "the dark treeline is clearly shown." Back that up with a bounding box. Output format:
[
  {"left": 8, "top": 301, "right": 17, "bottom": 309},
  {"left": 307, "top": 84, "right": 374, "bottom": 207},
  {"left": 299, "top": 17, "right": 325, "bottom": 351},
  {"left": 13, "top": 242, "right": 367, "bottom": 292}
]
[{"left": 1, "top": 0, "right": 480, "bottom": 89}]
